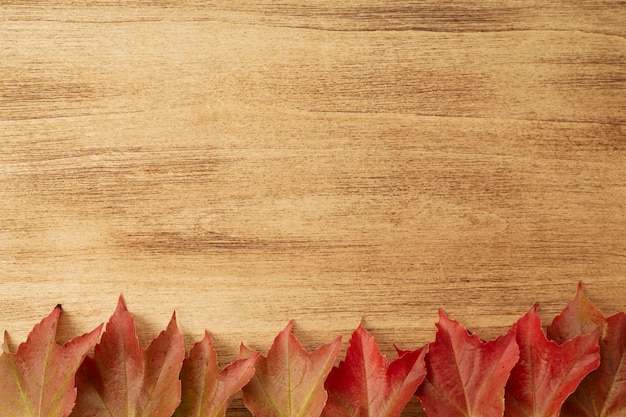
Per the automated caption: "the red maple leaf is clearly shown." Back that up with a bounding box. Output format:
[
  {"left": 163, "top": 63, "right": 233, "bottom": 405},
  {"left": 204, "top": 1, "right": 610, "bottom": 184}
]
[
  {"left": 416, "top": 310, "right": 519, "bottom": 417},
  {"left": 241, "top": 321, "right": 341, "bottom": 417},
  {"left": 70, "top": 295, "right": 185, "bottom": 417},
  {"left": 547, "top": 283, "right": 626, "bottom": 417},
  {"left": 174, "top": 331, "right": 258, "bottom": 417},
  {"left": 504, "top": 305, "right": 600, "bottom": 417},
  {"left": 0, "top": 305, "right": 101, "bottom": 417},
  {"left": 322, "top": 323, "right": 427, "bottom": 417}
]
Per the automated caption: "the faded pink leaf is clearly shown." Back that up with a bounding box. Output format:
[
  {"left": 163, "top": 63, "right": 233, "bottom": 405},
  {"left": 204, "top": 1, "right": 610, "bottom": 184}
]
[
  {"left": 242, "top": 321, "right": 341, "bottom": 417},
  {"left": 0, "top": 305, "right": 101, "bottom": 417},
  {"left": 174, "top": 331, "right": 258, "bottom": 417}
]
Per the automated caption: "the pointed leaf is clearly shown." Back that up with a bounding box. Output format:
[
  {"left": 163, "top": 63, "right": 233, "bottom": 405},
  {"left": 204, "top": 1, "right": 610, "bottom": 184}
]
[
  {"left": 242, "top": 321, "right": 341, "bottom": 417},
  {"left": 322, "top": 323, "right": 427, "bottom": 417},
  {"left": 548, "top": 284, "right": 626, "bottom": 417},
  {"left": 416, "top": 310, "right": 520, "bottom": 417},
  {"left": 547, "top": 282, "right": 607, "bottom": 344},
  {"left": 70, "top": 295, "right": 185, "bottom": 417},
  {"left": 174, "top": 331, "right": 258, "bottom": 417},
  {"left": 504, "top": 305, "right": 600, "bottom": 417},
  {"left": 0, "top": 305, "right": 101, "bottom": 417},
  {"left": 2, "top": 330, "right": 10, "bottom": 352}
]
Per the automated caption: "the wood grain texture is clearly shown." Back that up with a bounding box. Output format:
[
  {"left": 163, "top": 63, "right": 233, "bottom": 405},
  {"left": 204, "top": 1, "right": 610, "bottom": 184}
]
[{"left": 1, "top": 2, "right": 625, "bottom": 416}]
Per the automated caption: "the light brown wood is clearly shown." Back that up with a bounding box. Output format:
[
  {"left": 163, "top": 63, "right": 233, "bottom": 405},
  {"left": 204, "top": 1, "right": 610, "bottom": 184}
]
[{"left": 1, "top": 2, "right": 625, "bottom": 416}]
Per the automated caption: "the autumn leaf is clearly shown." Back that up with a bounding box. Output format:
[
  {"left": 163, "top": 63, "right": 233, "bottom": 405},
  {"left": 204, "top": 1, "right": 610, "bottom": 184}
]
[
  {"left": 241, "top": 321, "right": 341, "bottom": 417},
  {"left": 547, "top": 284, "right": 626, "bottom": 417},
  {"left": 0, "top": 305, "right": 102, "bottom": 417},
  {"left": 321, "top": 323, "right": 426, "bottom": 417},
  {"left": 547, "top": 282, "right": 607, "bottom": 344},
  {"left": 416, "top": 310, "right": 519, "bottom": 417},
  {"left": 504, "top": 305, "right": 600, "bottom": 417},
  {"left": 174, "top": 331, "right": 258, "bottom": 417},
  {"left": 70, "top": 295, "right": 185, "bottom": 417}
]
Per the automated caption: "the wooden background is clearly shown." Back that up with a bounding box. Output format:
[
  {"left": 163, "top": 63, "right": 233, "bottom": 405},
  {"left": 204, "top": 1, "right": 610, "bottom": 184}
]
[{"left": 1, "top": 2, "right": 625, "bottom": 416}]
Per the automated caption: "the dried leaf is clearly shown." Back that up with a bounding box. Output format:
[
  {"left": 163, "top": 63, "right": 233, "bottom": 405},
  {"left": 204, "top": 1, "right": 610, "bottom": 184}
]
[
  {"left": 548, "top": 284, "right": 626, "bottom": 417},
  {"left": 416, "top": 310, "right": 519, "bottom": 417},
  {"left": 0, "top": 305, "right": 101, "bottom": 417},
  {"left": 322, "top": 323, "right": 426, "bottom": 417},
  {"left": 70, "top": 295, "right": 185, "bottom": 417},
  {"left": 242, "top": 321, "right": 341, "bottom": 417},
  {"left": 174, "top": 331, "right": 258, "bottom": 417},
  {"left": 504, "top": 305, "right": 600, "bottom": 417}
]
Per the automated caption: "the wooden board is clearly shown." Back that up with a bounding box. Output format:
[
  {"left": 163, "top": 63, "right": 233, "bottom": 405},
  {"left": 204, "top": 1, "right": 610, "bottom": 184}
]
[{"left": 1, "top": 2, "right": 625, "bottom": 416}]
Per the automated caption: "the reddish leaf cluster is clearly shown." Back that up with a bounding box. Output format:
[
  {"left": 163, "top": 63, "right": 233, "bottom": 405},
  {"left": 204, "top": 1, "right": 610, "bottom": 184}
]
[{"left": 1, "top": 284, "right": 624, "bottom": 417}]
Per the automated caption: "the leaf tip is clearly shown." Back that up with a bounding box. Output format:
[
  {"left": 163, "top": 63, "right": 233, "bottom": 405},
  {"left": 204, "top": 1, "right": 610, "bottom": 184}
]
[
  {"left": 239, "top": 343, "right": 258, "bottom": 359},
  {"left": 169, "top": 310, "right": 179, "bottom": 327},
  {"left": 331, "top": 335, "right": 343, "bottom": 349},
  {"left": 117, "top": 294, "right": 128, "bottom": 310},
  {"left": 2, "top": 330, "right": 9, "bottom": 353},
  {"left": 275, "top": 320, "right": 295, "bottom": 344},
  {"left": 92, "top": 322, "right": 104, "bottom": 336},
  {"left": 436, "top": 308, "right": 454, "bottom": 327},
  {"left": 355, "top": 320, "right": 367, "bottom": 334},
  {"left": 393, "top": 342, "right": 410, "bottom": 357},
  {"left": 285, "top": 320, "right": 294, "bottom": 331},
  {"left": 517, "top": 304, "right": 541, "bottom": 326}
]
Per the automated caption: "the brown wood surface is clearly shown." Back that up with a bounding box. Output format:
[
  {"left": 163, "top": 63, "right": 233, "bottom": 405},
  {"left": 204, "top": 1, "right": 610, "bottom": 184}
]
[{"left": 1, "top": 2, "right": 625, "bottom": 416}]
